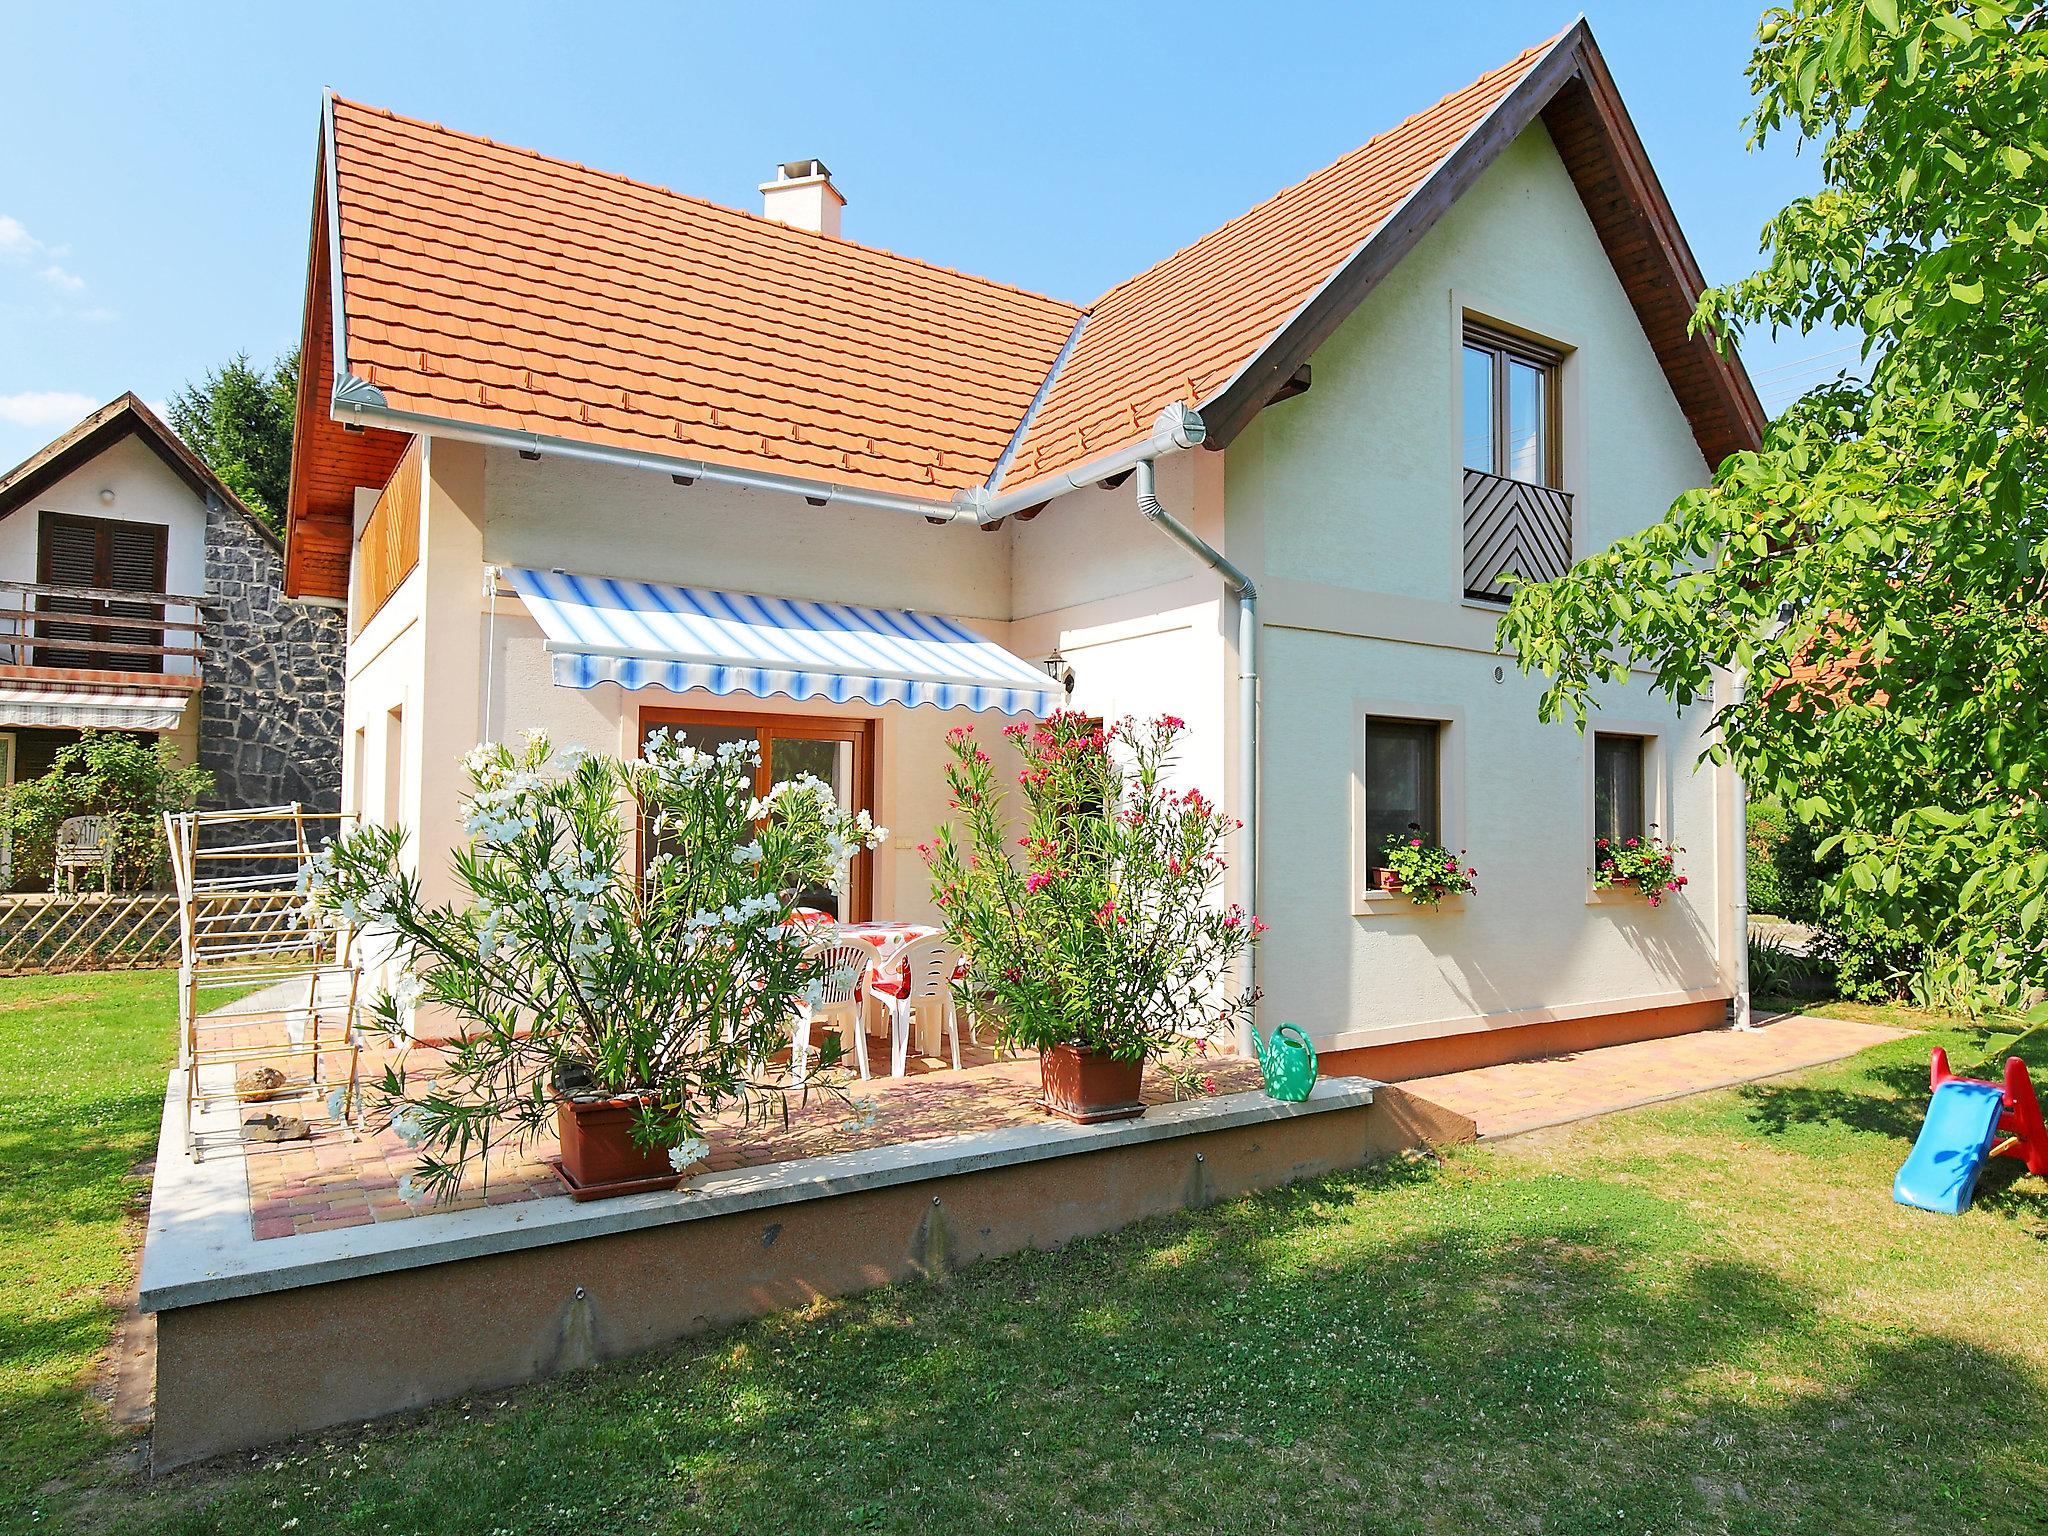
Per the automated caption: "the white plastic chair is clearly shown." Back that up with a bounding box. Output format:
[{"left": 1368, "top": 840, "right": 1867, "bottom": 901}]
[
  {"left": 793, "top": 941, "right": 872, "bottom": 1082},
  {"left": 873, "top": 935, "right": 965, "bottom": 1076}
]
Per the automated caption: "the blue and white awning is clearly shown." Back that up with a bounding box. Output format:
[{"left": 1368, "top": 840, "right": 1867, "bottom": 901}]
[{"left": 504, "top": 567, "right": 1059, "bottom": 716}]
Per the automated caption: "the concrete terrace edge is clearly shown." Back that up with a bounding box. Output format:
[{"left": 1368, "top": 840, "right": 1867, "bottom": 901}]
[{"left": 139, "top": 1070, "right": 1380, "bottom": 1312}]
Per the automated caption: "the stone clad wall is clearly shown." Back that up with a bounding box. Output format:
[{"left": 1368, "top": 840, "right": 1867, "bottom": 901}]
[{"left": 200, "top": 496, "right": 346, "bottom": 812}]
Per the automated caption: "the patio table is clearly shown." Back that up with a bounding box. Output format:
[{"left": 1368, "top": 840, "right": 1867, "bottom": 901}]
[{"left": 832, "top": 921, "right": 961, "bottom": 1058}]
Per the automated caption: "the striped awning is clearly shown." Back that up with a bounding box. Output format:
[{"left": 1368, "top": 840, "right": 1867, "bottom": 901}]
[
  {"left": 505, "top": 567, "right": 1060, "bottom": 716},
  {"left": 0, "top": 684, "right": 190, "bottom": 732}
]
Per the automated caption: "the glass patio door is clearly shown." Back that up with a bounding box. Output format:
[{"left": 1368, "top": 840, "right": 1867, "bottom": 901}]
[{"left": 640, "top": 711, "right": 875, "bottom": 920}]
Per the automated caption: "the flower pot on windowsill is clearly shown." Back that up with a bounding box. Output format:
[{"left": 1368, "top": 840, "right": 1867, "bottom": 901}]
[
  {"left": 1369, "top": 868, "right": 1404, "bottom": 894},
  {"left": 1039, "top": 1043, "right": 1146, "bottom": 1124},
  {"left": 550, "top": 1094, "right": 684, "bottom": 1200}
]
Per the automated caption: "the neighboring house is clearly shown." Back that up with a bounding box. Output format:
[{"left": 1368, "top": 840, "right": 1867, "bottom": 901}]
[
  {"left": 0, "top": 393, "right": 346, "bottom": 821},
  {"left": 284, "top": 21, "right": 1765, "bottom": 1078}
]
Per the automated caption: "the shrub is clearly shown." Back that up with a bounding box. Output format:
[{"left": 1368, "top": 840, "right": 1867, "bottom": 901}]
[
  {"left": 922, "top": 712, "right": 1256, "bottom": 1092},
  {"left": 1746, "top": 797, "right": 1826, "bottom": 922},
  {"left": 1, "top": 733, "right": 211, "bottom": 892},
  {"left": 305, "top": 731, "right": 886, "bottom": 1204}
]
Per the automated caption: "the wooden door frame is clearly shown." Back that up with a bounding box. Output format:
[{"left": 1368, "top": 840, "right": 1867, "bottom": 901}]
[{"left": 638, "top": 706, "right": 879, "bottom": 922}]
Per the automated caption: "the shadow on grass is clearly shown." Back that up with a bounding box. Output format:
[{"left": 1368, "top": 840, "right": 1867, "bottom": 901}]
[{"left": 112, "top": 1151, "right": 2048, "bottom": 1536}]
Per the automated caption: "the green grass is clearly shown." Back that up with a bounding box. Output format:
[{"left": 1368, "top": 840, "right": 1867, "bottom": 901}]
[
  {"left": 14, "top": 981, "right": 2048, "bottom": 1533},
  {"left": 0, "top": 970, "right": 175, "bottom": 1497}
]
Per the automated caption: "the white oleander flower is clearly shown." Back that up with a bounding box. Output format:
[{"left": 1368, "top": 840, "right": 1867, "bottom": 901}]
[{"left": 668, "top": 1136, "right": 711, "bottom": 1172}]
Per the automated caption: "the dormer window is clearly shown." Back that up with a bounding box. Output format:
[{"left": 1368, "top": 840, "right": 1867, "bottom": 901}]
[{"left": 1461, "top": 321, "right": 1571, "bottom": 602}]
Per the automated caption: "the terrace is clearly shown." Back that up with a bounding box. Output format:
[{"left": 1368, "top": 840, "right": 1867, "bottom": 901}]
[{"left": 139, "top": 988, "right": 1468, "bottom": 1468}]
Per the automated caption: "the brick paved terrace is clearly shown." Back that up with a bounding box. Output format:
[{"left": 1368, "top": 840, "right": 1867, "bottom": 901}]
[
  {"left": 227, "top": 1026, "right": 1261, "bottom": 1241},
  {"left": 1403, "top": 1011, "right": 1912, "bottom": 1139}
]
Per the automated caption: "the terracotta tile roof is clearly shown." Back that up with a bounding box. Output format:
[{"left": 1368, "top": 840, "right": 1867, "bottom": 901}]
[
  {"left": 328, "top": 97, "right": 1084, "bottom": 499},
  {"left": 995, "top": 36, "right": 1559, "bottom": 499},
  {"left": 294, "top": 18, "right": 1755, "bottom": 598}
]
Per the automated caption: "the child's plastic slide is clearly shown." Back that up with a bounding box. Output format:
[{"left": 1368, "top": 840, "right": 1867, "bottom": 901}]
[{"left": 1892, "top": 1079, "right": 2007, "bottom": 1215}]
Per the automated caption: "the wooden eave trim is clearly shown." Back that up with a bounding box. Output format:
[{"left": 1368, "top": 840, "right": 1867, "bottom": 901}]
[
  {"left": 1197, "top": 23, "right": 1591, "bottom": 448},
  {"left": 282, "top": 117, "right": 332, "bottom": 600}
]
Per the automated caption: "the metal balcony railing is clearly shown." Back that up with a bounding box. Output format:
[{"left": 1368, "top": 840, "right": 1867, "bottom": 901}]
[{"left": 1462, "top": 468, "right": 1574, "bottom": 603}]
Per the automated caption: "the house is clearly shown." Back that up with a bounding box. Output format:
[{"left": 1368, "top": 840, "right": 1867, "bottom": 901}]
[
  {"left": 283, "top": 20, "right": 1764, "bottom": 1079},
  {"left": 0, "top": 393, "right": 346, "bottom": 826}
]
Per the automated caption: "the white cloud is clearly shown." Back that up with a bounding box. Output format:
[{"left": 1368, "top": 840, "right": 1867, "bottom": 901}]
[
  {"left": 0, "top": 215, "right": 37, "bottom": 259},
  {"left": 0, "top": 390, "right": 99, "bottom": 428},
  {"left": 0, "top": 214, "right": 88, "bottom": 297}
]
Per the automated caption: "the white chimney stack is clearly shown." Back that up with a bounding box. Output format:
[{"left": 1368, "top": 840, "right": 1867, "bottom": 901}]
[{"left": 759, "top": 158, "right": 845, "bottom": 237}]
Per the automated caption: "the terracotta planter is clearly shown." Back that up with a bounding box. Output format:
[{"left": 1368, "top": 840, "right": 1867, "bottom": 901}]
[
  {"left": 1369, "top": 867, "right": 1404, "bottom": 894},
  {"left": 550, "top": 1096, "right": 682, "bottom": 1200},
  {"left": 1039, "top": 1043, "right": 1146, "bottom": 1124}
]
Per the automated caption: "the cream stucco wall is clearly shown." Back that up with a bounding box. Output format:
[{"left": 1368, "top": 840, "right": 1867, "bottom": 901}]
[
  {"left": 1005, "top": 448, "right": 1234, "bottom": 806},
  {"left": 336, "top": 118, "right": 1740, "bottom": 1054},
  {"left": 1228, "top": 120, "right": 1737, "bottom": 1049}
]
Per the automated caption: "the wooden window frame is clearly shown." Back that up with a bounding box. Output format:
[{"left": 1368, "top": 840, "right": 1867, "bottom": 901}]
[
  {"left": 34, "top": 510, "right": 171, "bottom": 672},
  {"left": 1462, "top": 322, "right": 1563, "bottom": 489},
  {"left": 638, "top": 707, "right": 879, "bottom": 922}
]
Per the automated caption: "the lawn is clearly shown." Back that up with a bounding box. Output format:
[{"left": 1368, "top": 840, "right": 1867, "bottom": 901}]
[
  {"left": 0, "top": 971, "right": 175, "bottom": 1496},
  {"left": 12, "top": 983, "right": 2048, "bottom": 1534}
]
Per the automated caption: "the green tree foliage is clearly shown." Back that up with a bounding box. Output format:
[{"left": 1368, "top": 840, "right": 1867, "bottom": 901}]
[
  {"left": 2, "top": 733, "right": 212, "bottom": 892},
  {"left": 165, "top": 349, "right": 298, "bottom": 535},
  {"left": 1501, "top": 2, "right": 2048, "bottom": 1014}
]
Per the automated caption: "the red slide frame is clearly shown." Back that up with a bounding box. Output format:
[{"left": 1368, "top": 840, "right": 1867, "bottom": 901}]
[{"left": 1929, "top": 1048, "right": 2048, "bottom": 1177}]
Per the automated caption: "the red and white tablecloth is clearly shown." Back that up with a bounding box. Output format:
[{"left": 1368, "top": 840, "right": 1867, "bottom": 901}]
[{"left": 810, "top": 919, "right": 964, "bottom": 1058}]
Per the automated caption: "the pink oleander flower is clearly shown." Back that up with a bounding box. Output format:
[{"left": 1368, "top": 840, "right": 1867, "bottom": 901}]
[{"left": 1025, "top": 872, "right": 1056, "bottom": 894}]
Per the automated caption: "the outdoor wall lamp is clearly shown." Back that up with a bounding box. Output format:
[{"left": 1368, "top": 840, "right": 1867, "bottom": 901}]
[{"left": 1041, "top": 645, "right": 1075, "bottom": 696}]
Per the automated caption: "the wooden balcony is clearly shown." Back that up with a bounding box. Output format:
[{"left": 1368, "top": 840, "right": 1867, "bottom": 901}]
[
  {"left": 1462, "top": 468, "right": 1574, "bottom": 603},
  {"left": 0, "top": 577, "right": 205, "bottom": 675},
  {"left": 352, "top": 438, "right": 422, "bottom": 636}
]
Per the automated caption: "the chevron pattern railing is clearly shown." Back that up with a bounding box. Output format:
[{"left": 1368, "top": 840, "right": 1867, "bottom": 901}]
[{"left": 1462, "top": 468, "right": 1574, "bottom": 602}]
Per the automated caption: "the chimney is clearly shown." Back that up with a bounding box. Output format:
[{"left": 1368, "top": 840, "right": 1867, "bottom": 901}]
[{"left": 759, "top": 158, "right": 845, "bottom": 237}]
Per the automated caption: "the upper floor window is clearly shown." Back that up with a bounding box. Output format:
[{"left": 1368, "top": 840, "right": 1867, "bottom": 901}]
[
  {"left": 31, "top": 511, "right": 169, "bottom": 673},
  {"left": 1462, "top": 325, "right": 1560, "bottom": 487},
  {"left": 1462, "top": 322, "right": 1572, "bottom": 603}
]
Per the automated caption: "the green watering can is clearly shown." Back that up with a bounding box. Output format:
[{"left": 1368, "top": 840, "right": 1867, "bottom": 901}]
[{"left": 1251, "top": 1022, "right": 1318, "bottom": 1102}]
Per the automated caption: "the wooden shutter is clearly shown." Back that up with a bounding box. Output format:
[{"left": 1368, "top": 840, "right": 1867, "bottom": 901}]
[{"left": 33, "top": 513, "right": 169, "bottom": 672}]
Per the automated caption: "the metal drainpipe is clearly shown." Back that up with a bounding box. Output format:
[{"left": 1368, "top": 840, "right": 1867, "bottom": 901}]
[{"left": 1133, "top": 456, "right": 1260, "bottom": 1052}]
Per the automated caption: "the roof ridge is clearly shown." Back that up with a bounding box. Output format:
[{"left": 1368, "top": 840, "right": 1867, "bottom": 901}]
[
  {"left": 328, "top": 95, "right": 1086, "bottom": 318},
  {"left": 1079, "top": 31, "right": 1565, "bottom": 317}
]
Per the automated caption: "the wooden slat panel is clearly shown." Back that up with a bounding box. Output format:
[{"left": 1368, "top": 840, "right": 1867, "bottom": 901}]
[
  {"left": 283, "top": 157, "right": 411, "bottom": 601},
  {"left": 1462, "top": 468, "right": 1573, "bottom": 600},
  {"left": 351, "top": 437, "right": 422, "bottom": 634}
]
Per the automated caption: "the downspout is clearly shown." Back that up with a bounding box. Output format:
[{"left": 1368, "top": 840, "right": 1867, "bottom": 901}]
[
  {"left": 1727, "top": 662, "right": 1754, "bottom": 1030},
  {"left": 1132, "top": 446, "right": 1260, "bottom": 1054}
]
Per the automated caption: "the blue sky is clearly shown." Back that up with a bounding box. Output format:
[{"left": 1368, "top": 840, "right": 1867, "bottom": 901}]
[{"left": 0, "top": 0, "right": 1853, "bottom": 471}]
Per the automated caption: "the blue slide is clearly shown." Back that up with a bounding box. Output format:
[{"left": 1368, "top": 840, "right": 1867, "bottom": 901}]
[{"left": 1894, "top": 1080, "right": 2007, "bottom": 1215}]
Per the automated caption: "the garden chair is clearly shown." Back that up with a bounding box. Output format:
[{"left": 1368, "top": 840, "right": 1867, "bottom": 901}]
[
  {"left": 792, "top": 940, "right": 872, "bottom": 1082},
  {"left": 871, "top": 934, "right": 966, "bottom": 1076},
  {"left": 54, "top": 814, "right": 113, "bottom": 893}
]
